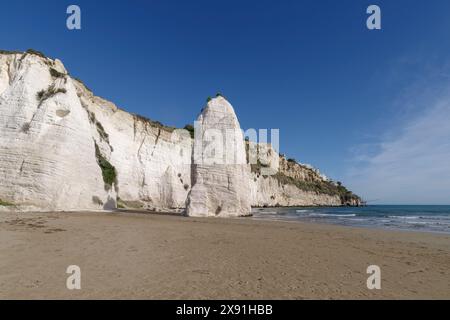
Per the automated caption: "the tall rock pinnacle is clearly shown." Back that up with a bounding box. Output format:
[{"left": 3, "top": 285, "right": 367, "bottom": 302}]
[{"left": 186, "top": 96, "right": 252, "bottom": 217}]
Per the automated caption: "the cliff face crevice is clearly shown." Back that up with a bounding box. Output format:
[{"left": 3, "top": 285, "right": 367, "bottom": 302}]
[{"left": 0, "top": 51, "right": 361, "bottom": 213}]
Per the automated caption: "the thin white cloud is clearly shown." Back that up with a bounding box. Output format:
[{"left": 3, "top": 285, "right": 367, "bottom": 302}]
[{"left": 346, "top": 89, "right": 450, "bottom": 205}]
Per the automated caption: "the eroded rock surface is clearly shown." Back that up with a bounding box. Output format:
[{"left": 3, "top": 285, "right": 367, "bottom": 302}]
[
  {"left": 0, "top": 52, "right": 108, "bottom": 211},
  {"left": 186, "top": 97, "right": 252, "bottom": 217},
  {"left": 0, "top": 50, "right": 361, "bottom": 213}
]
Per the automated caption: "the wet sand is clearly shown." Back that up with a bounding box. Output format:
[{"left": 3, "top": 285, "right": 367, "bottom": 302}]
[{"left": 0, "top": 211, "right": 449, "bottom": 299}]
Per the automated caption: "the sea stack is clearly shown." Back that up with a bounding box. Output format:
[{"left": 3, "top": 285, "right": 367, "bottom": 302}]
[{"left": 186, "top": 96, "right": 252, "bottom": 217}]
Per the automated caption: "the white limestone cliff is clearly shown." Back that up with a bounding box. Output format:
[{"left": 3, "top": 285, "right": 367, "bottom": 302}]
[
  {"left": 0, "top": 51, "right": 110, "bottom": 211},
  {"left": 0, "top": 50, "right": 361, "bottom": 213},
  {"left": 186, "top": 97, "right": 252, "bottom": 217},
  {"left": 75, "top": 82, "right": 192, "bottom": 211},
  {"left": 248, "top": 143, "right": 351, "bottom": 207},
  {"left": 0, "top": 50, "right": 192, "bottom": 212}
]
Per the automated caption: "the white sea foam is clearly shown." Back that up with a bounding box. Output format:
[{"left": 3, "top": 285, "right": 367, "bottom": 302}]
[
  {"left": 253, "top": 206, "right": 450, "bottom": 234},
  {"left": 389, "top": 215, "right": 420, "bottom": 219},
  {"left": 307, "top": 213, "right": 357, "bottom": 218}
]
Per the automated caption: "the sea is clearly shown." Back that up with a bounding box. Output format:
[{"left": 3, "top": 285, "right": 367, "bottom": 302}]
[{"left": 251, "top": 205, "right": 450, "bottom": 234}]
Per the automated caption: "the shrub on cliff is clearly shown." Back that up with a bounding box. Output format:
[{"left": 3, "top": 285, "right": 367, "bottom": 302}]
[
  {"left": 0, "top": 50, "right": 22, "bottom": 55},
  {"left": 36, "top": 85, "right": 67, "bottom": 106},
  {"left": 184, "top": 124, "right": 195, "bottom": 138},
  {"left": 49, "top": 68, "right": 65, "bottom": 79},
  {"left": 95, "top": 143, "right": 117, "bottom": 189},
  {"left": 95, "top": 121, "right": 109, "bottom": 142},
  {"left": 0, "top": 199, "right": 14, "bottom": 206},
  {"left": 26, "top": 49, "right": 47, "bottom": 58}
]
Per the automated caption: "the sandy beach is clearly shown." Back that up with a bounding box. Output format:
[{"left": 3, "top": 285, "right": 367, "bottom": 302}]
[{"left": 0, "top": 210, "right": 449, "bottom": 299}]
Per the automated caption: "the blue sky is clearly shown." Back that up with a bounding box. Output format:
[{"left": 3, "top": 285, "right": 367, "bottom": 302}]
[{"left": 1, "top": 0, "right": 450, "bottom": 204}]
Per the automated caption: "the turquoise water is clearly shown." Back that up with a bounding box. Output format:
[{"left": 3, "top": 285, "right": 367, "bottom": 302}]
[{"left": 252, "top": 205, "right": 450, "bottom": 234}]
